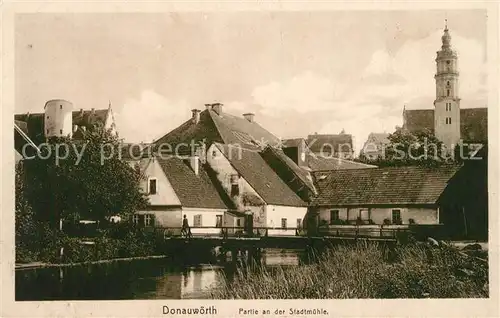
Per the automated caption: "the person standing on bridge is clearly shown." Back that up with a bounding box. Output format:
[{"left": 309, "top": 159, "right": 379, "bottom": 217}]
[{"left": 182, "top": 215, "right": 192, "bottom": 238}]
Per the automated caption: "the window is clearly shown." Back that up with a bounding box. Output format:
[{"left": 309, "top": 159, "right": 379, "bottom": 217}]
[
  {"left": 193, "top": 214, "right": 202, "bottom": 227},
  {"left": 446, "top": 60, "right": 451, "bottom": 64},
  {"left": 212, "top": 150, "right": 217, "bottom": 157},
  {"left": 216, "top": 215, "right": 223, "bottom": 228},
  {"left": 392, "top": 209, "right": 402, "bottom": 224},
  {"left": 359, "top": 209, "right": 369, "bottom": 220},
  {"left": 60, "top": 105, "right": 63, "bottom": 109},
  {"left": 447, "top": 89, "right": 450, "bottom": 96},
  {"left": 446, "top": 117, "right": 452, "bottom": 125},
  {"left": 145, "top": 214, "right": 154, "bottom": 227},
  {"left": 447, "top": 81, "right": 450, "bottom": 86},
  {"left": 281, "top": 218, "right": 287, "bottom": 229},
  {"left": 296, "top": 218, "right": 302, "bottom": 229},
  {"left": 236, "top": 219, "right": 241, "bottom": 227},
  {"left": 60, "top": 129, "right": 63, "bottom": 134},
  {"left": 330, "top": 210, "right": 339, "bottom": 224},
  {"left": 46, "top": 116, "right": 50, "bottom": 119},
  {"left": 133, "top": 214, "right": 140, "bottom": 225},
  {"left": 231, "top": 184, "right": 239, "bottom": 197},
  {"left": 148, "top": 178, "right": 157, "bottom": 195},
  {"left": 446, "top": 103, "right": 452, "bottom": 111}
]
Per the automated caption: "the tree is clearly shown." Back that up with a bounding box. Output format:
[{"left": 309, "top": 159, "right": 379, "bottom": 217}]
[
  {"left": 357, "top": 129, "right": 451, "bottom": 167},
  {"left": 20, "top": 127, "right": 149, "bottom": 228}
]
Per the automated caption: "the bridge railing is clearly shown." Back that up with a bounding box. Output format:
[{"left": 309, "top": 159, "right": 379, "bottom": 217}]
[
  {"left": 317, "top": 224, "right": 416, "bottom": 239},
  {"left": 157, "top": 226, "right": 305, "bottom": 239}
]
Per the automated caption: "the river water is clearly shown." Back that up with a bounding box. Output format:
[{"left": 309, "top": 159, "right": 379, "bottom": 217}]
[{"left": 16, "top": 249, "right": 308, "bottom": 300}]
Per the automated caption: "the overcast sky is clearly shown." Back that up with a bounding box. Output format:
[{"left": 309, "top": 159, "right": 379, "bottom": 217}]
[{"left": 15, "top": 10, "right": 487, "bottom": 153}]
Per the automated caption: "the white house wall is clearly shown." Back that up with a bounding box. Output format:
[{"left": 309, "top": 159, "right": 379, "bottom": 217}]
[
  {"left": 182, "top": 207, "right": 228, "bottom": 235},
  {"left": 136, "top": 208, "right": 182, "bottom": 234},
  {"left": 318, "top": 206, "right": 439, "bottom": 225},
  {"left": 266, "top": 205, "right": 308, "bottom": 236},
  {"left": 140, "top": 158, "right": 182, "bottom": 206}
]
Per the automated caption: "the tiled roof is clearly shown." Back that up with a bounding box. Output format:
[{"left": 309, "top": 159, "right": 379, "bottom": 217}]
[
  {"left": 156, "top": 156, "right": 230, "bottom": 210},
  {"left": 403, "top": 108, "right": 488, "bottom": 142},
  {"left": 366, "top": 133, "right": 390, "bottom": 145},
  {"left": 215, "top": 143, "right": 308, "bottom": 207},
  {"left": 307, "top": 153, "right": 377, "bottom": 171},
  {"left": 461, "top": 108, "right": 488, "bottom": 142},
  {"left": 403, "top": 109, "right": 434, "bottom": 134},
  {"left": 260, "top": 146, "right": 317, "bottom": 201},
  {"left": 282, "top": 138, "right": 304, "bottom": 148},
  {"left": 312, "top": 165, "right": 461, "bottom": 206},
  {"left": 14, "top": 109, "right": 110, "bottom": 144},
  {"left": 306, "top": 133, "right": 353, "bottom": 155},
  {"left": 154, "top": 108, "right": 280, "bottom": 152}
]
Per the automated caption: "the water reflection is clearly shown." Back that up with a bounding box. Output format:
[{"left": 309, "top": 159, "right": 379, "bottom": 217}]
[{"left": 16, "top": 249, "right": 309, "bottom": 300}]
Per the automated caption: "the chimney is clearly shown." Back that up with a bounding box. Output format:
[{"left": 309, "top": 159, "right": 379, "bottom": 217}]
[
  {"left": 26, "top": 111, "right": 30, "bottom": 118},
  {"left": 91, "top": 108, "right": 95, "bottom": 115},
  {"left": 243, "top": 113, "right": 255, "bottom": 123},
  {"left": 73, "top": 125, "right": 79, "bottom": 133},
  {"left": 191, "top": 109, "right": 201, "bottom": 124},
  {"left": 212, "top": 103, "right": 223, "bottom": 115},
  {"left": 80, "top": 108, "right": 84, "bottom": 115},
  {"left": 189, "top": 155, "right": 200, "bottom": 176},
  {"left": 205, "top": 104, "right": 212, "bottom": 111}
]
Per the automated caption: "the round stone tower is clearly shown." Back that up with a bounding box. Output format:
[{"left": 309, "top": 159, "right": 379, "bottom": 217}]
[{"left": 44, "top": 99, "right": 73, "bottom": 138}]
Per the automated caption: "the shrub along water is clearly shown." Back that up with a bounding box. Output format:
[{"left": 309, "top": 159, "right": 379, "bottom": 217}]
[
  {"left": 210, "top": 242, "right": 488, "bottom": 299},
  {"left": 16, "top": 222, "right": 163, "bottom": 264}
]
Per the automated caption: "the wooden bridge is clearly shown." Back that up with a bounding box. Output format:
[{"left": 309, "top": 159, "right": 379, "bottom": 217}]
[{"left": 154, "top": 225, "right": 415, "bottom": 263}]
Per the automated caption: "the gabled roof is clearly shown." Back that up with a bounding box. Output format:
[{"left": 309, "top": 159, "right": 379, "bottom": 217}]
[
  {"left": 260, "top": 146, "right": 317, "bottom": 201},
  {"left": 214, "top": 143, "right": 307, "bottom": 207},
  {"left": 156, "top": 156, "right": 230, "bottom": 210},
  {"left": 306, "top": 133, "right": 353, "bottom": 155},
  {"left": 154, "top": 108, "right": 280, "bottom": 152},
  {"left": 312, "top": 165, "right": 461, "bottom": 206},
  {"left": 403, "top": 108, "right": 488, "bottom": 142},
  {"left": 366, "top": 133, "right": 390, "bottom": 145},
  {"left": 307, "top": 153, "right": 377, "bottom": 171}
]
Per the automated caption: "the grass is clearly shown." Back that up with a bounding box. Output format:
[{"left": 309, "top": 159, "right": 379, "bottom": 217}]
[{"left": 210, "top": 241, "right": 488, "bottom": 299}]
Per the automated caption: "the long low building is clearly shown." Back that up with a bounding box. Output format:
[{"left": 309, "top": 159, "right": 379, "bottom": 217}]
[{"left": 310, "top": 164, "right": 486, "bottom": 239}]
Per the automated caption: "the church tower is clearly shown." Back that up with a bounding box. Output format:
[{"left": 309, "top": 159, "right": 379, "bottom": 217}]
[{"left": 434, "top": 21, "right": 461, "bottom": 150}]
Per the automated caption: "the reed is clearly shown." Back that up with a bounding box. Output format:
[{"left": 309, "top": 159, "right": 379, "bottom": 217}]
[{"left": 210, "top": 242, "right": 488, "bottom": 299}]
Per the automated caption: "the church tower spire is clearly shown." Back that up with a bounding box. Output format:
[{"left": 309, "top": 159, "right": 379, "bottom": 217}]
[{"left": 434, "top": 21, "right": 461, "bottom": 150}]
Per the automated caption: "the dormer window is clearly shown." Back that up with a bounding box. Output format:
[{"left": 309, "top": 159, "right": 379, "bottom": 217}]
[{"left": 447, "top": 81, "right": 450, "bottom": 86}]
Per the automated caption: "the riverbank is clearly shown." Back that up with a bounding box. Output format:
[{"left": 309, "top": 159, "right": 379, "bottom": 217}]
[
  {"left": 210, "top": 241, "right": 489, "bottom": 299},
  {"left": 15, "top": 255, "right": 169, "bottom": 270}
]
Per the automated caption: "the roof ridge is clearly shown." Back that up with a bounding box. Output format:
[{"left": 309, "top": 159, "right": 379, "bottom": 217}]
[{"left": 207, "top": 109, "right": 231, "bottom": 144}]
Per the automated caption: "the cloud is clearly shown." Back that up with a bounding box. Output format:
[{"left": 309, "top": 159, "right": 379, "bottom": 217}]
[
  {"left": 362, "top": 29, "right": 487, "bottom": 108},
  {"left": 251, "top": 71, "right": 344, "bottom": 116},
  {"left": 114, "top": 90, "right": 192, "bottom": 143},
  {"left": 246, "top": 29, "right": 486, "bottom": 155}
]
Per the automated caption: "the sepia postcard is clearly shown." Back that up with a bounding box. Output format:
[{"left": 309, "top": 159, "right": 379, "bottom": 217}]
[{"left": 1, "top": 1, "right": 499, "bottom": 317}]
